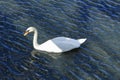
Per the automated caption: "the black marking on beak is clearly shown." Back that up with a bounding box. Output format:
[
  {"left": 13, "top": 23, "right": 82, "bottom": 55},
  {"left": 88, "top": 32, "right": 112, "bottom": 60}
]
[{"left": 24, "top": 30, "right": 29, "bottom": 36}]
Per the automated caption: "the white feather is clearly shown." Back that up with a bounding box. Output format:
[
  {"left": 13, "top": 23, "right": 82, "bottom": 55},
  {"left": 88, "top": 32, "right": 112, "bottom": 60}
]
[
  {"left": 78, "top": 38, "right": 87, "bottom": 44},
  {"left": 24, "top": 27, "right": 87, "bottom": 53}
]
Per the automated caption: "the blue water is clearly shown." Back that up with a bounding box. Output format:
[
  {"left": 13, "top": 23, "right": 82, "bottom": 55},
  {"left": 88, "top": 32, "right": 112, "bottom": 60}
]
[{"left": 0, "top": 0, "right": 120, "bottom": 80}]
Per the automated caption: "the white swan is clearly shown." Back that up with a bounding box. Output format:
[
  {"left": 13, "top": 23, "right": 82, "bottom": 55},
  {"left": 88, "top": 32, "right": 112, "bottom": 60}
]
[{"left": 24, "top": 27, "right": 87, "bottom": 53}]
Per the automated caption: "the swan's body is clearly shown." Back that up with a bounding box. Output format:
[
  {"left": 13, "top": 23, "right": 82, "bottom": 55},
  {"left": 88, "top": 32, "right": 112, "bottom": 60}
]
[{"left": 24, "top": 27, "right": 87, "bottom": 53}]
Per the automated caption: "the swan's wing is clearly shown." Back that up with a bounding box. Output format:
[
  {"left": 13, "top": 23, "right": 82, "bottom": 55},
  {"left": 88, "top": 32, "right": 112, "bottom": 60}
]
[
  {"left": 39, "top": 37, "right": 80, "bottom": 53},
  {"left": 53, "top": 40, "right": 80, "bottom": 52}
]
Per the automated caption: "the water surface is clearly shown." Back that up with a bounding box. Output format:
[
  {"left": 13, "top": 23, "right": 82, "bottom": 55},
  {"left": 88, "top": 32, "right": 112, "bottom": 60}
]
[{"left": 0, "top": 0, "right": 120, "bottom": 80}]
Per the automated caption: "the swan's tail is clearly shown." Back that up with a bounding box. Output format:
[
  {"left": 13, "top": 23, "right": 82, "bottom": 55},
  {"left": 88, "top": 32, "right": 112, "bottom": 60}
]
[{"left": 78, "top": 38, "right": 87, "bottom": 44}]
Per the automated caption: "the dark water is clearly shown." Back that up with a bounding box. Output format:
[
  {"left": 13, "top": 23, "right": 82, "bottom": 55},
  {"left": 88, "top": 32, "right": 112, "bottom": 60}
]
[{"left": 0, "top": 0, "right": 120, "bottom": 80}]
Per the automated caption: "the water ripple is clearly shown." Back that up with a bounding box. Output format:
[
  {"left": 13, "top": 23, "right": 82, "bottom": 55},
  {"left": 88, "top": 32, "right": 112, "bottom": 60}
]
[{"left": 0, "top": 0, "right": 120, "bottom": 80}]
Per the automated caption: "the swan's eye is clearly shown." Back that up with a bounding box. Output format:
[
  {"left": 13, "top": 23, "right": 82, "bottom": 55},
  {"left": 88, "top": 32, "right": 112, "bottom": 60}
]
[{"left": 26, "top": 30, "right": 30, "bottom": 32}]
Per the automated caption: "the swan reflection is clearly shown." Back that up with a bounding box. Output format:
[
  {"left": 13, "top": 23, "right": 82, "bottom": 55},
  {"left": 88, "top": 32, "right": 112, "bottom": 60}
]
[{"left": 31, "top": 50, "right": 62, "bottom": 59}]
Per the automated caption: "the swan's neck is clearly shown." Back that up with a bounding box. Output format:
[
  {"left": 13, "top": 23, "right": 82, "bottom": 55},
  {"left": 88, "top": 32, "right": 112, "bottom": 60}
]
[{"left": 33, "top": 29, "right": 39, "bottom": 48}]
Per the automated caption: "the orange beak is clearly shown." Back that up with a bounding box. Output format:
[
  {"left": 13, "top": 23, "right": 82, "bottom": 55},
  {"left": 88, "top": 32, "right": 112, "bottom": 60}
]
[{"left": 24, "top": 31, "right": 29, "bottom": 36}]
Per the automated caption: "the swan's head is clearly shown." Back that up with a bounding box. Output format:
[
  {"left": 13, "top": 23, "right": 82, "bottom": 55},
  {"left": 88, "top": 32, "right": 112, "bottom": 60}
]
[{"left": 24, "top": 27, "right": 36, "bottom": 36}]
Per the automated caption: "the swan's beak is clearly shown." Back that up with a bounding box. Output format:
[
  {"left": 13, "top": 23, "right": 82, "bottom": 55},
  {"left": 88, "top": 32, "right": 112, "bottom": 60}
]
[{"left": 24, "top": 31, "right": 29, "bottom": 36}]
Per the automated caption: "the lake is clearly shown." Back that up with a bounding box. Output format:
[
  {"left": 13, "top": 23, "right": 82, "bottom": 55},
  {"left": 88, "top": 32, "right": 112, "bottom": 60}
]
[{"left": 0, "top": 0, "right": 120, "bottom": 80}]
